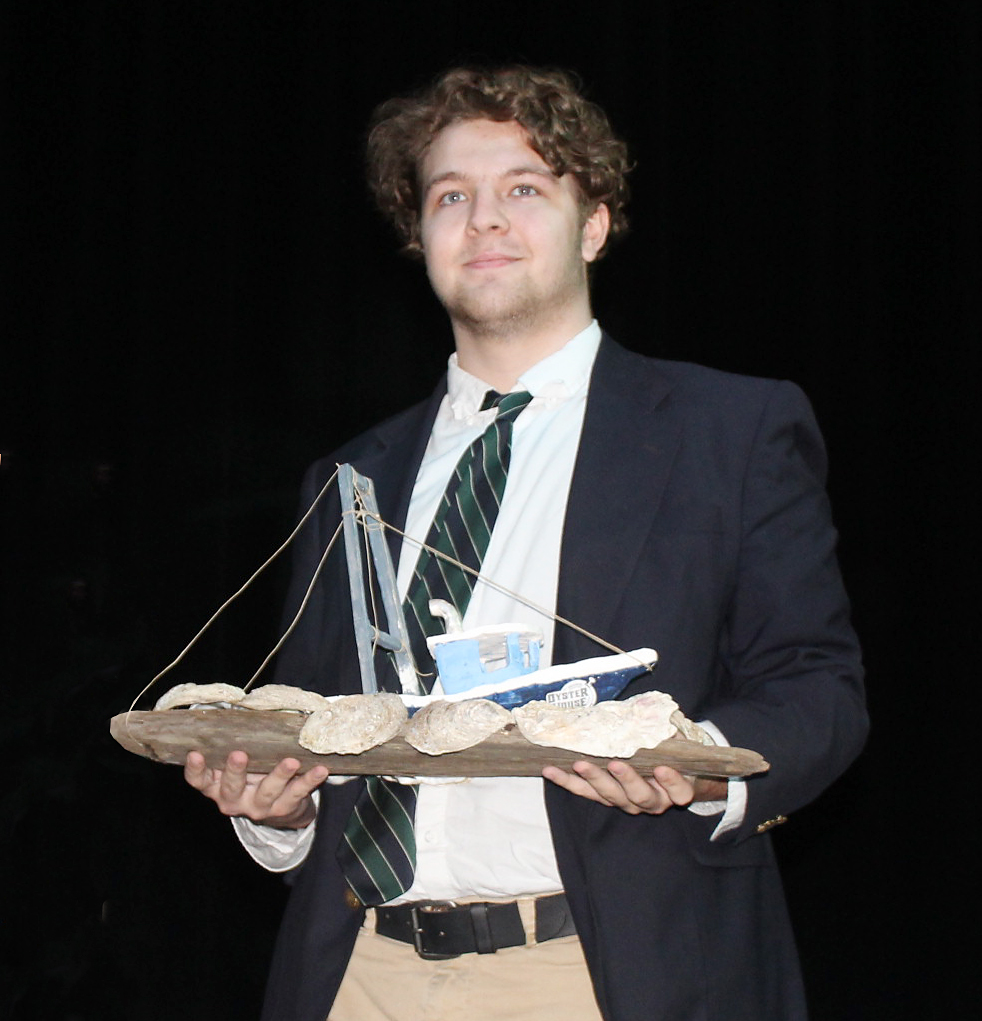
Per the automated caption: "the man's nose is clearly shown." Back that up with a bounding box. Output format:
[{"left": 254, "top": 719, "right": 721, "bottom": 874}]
[{"left": 466, "top": 190, "right": 509, "bottom": 233}]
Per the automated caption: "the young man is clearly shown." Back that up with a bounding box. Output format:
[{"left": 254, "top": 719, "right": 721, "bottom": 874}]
[{"left": 185, "top": 67, "right": 867, "bottom": 1021}]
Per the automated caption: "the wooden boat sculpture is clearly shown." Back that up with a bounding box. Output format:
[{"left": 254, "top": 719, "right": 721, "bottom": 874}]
[{"left": 110, "top": 465, "right": 769, "bottom": 780}]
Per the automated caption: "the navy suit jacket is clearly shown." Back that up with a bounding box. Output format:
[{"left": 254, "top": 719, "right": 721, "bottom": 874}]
[{"left": 260, "top": 336, "right": 868, "bottom": 1021}]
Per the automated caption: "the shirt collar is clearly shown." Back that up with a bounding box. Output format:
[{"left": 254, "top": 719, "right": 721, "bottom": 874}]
[{"left": 446, "top": 320, "right": 602, "bottom": 420}]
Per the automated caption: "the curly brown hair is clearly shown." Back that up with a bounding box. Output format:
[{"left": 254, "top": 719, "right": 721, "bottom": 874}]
[{"left": 367, "top": 66, "right": 631, "bottom": 257}]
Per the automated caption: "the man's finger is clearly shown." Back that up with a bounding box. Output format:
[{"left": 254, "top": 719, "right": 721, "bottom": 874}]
[
  {"left": 575, "top": 761, "right": 663, "bottom": 813},
  {"left": 542, "top": 765, "right": 616, "bottom": 806},
  {"left": 600, "top": 762, "right": 665, "bottom": 812},
  {"left": 651, "top": 766, "right": 696, "bottom": 807},
  {"left": 252, "top": 758, "right": 305, "bottom": 808},
  {"left": 294, "top": 766, "right": 330, "bottom": 795},
  {"left": 183, "top": 751, "right": 213, "bottom": 790},
  {"left": 544, "top": 761, "right": 680, "bottom": 815},
  {"left": 217, "top": 750, "right": 251, "bottom": 801}
]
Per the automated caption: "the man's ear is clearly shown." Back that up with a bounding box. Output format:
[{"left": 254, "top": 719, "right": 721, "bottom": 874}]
[{"left": 581, "top": 203, "right": 611, "bottom": 263}]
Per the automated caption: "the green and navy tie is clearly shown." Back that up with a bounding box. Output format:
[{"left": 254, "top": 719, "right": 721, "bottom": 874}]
[{"left": 337, "top": 390, "right": 533, "bottom": 905}]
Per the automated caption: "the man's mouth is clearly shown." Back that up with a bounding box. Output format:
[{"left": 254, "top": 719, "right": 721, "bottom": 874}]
[{"left": 464, "top": 252, "right": 520, "bottom": 270}]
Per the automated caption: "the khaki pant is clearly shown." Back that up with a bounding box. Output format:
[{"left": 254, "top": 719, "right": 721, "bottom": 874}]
[{"left": 329, "top": 904, "right": 604, "bottom": 1021}]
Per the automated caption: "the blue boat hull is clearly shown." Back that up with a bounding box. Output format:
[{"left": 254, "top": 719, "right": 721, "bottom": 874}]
[{"left": 403, "top": 651, "right": 658, "bottom": 715}]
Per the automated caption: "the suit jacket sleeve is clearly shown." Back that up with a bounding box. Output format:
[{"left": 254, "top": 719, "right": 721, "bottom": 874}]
[
  {"left": 698, "top": 378, "right": 867, "bottom": 841},
  {"left": 553, "top": 343, "right": 867, "bottom": 847}
]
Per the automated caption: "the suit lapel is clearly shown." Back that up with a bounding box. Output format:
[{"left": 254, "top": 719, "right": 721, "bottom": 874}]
[
  {"left": 347, "top": 378, "right": 447, "bottom": 563},
  {"left": 554, "top": 337, "right": 681, "bottom": 662}
]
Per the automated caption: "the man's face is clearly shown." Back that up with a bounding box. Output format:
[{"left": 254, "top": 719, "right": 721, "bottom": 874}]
[{"left": 418, "top": 119, "right": 609, "bottom": 340}]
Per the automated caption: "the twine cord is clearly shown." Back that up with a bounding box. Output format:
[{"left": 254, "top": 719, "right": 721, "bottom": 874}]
[
  {"left": 358, "top": 509, "right": 648, "bottom": 668},
  {"left": 241, "top": 519, "right": 344, "bottom": 692},
  {"left": 125, "top": 466, "right": 341, "bottom": 722},
  {"left": 126, "top": 466, "right": 652, "bottom": 728}
]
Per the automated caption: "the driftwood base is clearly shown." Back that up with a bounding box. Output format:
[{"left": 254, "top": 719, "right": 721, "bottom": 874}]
[{"left": 110, "top": 709, "right": 769, "bottom": 779}]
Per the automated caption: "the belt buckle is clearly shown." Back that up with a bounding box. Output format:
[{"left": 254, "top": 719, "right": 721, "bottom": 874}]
[{"left": 410, "top": 902, "right": 460, "bottom": 961}]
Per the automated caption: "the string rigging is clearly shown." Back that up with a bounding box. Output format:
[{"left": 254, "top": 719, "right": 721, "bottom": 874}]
[{"left": 125, "top": 467, "right": 643, "bottom": 723}]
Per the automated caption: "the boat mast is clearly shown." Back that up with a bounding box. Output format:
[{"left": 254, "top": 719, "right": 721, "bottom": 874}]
[{"left": 338, "top": 464, "right": 422, "bottom": 695}]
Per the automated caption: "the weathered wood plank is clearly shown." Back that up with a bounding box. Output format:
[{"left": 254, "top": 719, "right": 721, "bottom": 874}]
[{"left": 110, "top": 709, "right": 769, "bottom": 778}]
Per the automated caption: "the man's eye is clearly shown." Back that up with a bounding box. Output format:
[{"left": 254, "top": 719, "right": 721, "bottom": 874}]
[
  {"left": 438, "top": 191, "right": 466, "bottom": 206},
  {"left": 512, "top": 183, "right": 539, "bottom": 197}
]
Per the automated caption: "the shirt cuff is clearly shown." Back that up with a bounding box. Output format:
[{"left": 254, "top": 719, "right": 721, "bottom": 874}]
[
  {"left": 685, "top": 720, "right": 747, "bottom": 840},
  {"left": 230, "top": 790, "right": 320, "bottom": 873}
]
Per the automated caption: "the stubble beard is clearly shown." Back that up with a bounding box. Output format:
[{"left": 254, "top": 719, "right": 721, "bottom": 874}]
[
  {"left": 436, "top": 258, "right": 588, "bottom": 344},
  {"left": 442, "top": 281, "right": 541, "bottom": 341}
]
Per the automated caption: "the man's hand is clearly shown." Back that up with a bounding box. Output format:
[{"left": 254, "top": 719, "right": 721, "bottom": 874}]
[
  {"left": 184, "top": 750, "right": 329, "bottom": 829},
  {"left": 542, "top": 761, "right": 726, "bottom": 815}
]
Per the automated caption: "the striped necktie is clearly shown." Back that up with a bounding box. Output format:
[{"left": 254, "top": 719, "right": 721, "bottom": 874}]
[{"left": 337, "top": 389, "right": 533, "bottom": 905}]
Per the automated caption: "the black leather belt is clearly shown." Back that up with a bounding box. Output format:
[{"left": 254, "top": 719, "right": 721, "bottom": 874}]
[{"left": 374, "top": 893, "right": 575, "bottom": 960}]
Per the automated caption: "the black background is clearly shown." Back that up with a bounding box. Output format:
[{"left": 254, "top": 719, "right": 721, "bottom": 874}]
[{"left": 2, "top": 2, "right": 978, "bottom": 1018}]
